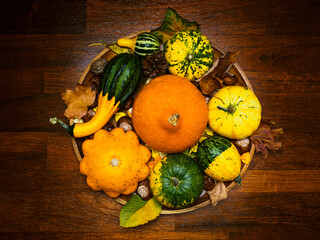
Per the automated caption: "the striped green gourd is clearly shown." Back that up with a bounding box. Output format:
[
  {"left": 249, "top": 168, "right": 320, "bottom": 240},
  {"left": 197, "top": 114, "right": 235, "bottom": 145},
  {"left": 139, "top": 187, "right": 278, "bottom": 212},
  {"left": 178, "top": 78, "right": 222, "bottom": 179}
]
[{"left": 117, "top": 32, "right": 160, "bottom": 56}]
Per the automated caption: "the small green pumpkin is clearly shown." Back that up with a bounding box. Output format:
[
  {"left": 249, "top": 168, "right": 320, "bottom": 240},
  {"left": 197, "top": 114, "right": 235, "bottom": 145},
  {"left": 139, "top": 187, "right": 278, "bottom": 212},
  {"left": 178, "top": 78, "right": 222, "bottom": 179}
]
[
  {"left": 197, "top": 136, "right": 242, "bottom": 183},
  {"left": 149, "top": 154, "right": 204, "bottom": 209},
  {"left": 164, "top": 30, "right": 214, "bottom": 80}
]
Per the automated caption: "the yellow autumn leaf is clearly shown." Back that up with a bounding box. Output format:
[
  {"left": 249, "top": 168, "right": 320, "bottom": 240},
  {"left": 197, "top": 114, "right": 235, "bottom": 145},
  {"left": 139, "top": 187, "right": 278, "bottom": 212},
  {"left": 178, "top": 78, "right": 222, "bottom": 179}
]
[
  {"left": 199, "top": 136, "right": 208, "bottom": 143},
  {"left": 241, "top": 152, "right": 251, "bottom": 164},
  {"left": 115, "top": 112, "right": 126, "bottom": 122},
  {"left": 205, "top": 127, "right": 214, "bottom": 136},
  {"left": 120, "top": 196, "right": 162, "bottom": 228},
  {"left": 188, "top": 142, "right": 198, "bottom": 156}
]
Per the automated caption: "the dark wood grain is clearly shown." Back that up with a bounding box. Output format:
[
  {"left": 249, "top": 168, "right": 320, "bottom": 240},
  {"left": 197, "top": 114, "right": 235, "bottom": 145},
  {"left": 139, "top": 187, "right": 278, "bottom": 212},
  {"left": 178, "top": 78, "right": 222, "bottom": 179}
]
[{"left": 0, "top": 0, "right": 319, "bottom": 239}]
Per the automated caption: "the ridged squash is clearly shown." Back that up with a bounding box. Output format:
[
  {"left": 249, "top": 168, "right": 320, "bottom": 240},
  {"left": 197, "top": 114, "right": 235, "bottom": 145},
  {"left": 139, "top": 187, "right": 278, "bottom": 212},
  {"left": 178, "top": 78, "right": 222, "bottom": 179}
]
[
  {"left": 132, "top": 74, "right": 208, "bottom": 154},
  {"left": 208, "top": 86, "right": 262, "bottom": 139},
  {"left": 164, "top": 30, "right": 214, "bottom": 80},
  {"left": 80, "top": 128, "right": 151, "bottom": 198},
  {"left": 149, "top": 154, "right": 204, "bottom": 209}
]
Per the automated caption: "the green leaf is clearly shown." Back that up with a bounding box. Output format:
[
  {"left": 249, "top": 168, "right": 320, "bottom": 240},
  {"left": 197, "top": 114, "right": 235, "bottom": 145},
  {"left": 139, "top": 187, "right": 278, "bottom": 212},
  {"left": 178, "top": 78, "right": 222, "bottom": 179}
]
[
  {"left": 120, "top": 195, "right": 162, "bottom": 228},
  {"left": 151, "top": 8, "right": 201, "bottom": 44}
]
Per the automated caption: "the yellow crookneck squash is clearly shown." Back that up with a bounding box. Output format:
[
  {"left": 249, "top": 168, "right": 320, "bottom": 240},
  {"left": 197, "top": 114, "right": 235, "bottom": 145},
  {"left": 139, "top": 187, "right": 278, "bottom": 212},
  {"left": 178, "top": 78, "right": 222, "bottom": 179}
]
[
  {"left": 208, "top": 86, "right": 262, "bottom": 139},
  {"left": 80, "top": 128, "right": 151, "bottom": 198}
]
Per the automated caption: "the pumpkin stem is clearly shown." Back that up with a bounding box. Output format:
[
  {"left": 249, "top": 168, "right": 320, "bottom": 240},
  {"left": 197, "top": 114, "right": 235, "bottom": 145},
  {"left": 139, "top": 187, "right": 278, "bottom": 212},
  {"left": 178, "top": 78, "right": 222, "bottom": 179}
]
[
  {"left": 168, "top": 113, "right": 180, "bottom": 127},
  {"left": 217, "top": 104, "right": 236, "bottom": 114}
]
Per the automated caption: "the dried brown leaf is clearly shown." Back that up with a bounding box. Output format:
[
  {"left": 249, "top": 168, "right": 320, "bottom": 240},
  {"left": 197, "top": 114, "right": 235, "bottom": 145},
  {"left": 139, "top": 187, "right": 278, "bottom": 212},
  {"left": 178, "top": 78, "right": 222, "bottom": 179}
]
[
  {"left": 249, "top": 121, "right": 284, "bottom": 158},
  {"left": 211, "top": 51, "right": 240, "bottom": 78},
  {"left": 199, "top": 74, "right": 222, "bottom": 95},
  {"left": 207, "top": 181, "right": 227, "bottom": 206},
  {"left": 62, "top": 84, "right": 96, "bottom": 119}
]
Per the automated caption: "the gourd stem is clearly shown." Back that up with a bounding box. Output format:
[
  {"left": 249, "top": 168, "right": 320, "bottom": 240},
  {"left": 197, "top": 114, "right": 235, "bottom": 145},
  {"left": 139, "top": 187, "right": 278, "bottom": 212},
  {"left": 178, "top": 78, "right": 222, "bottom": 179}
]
[
  {"left": 88, "top": 40, "right": 116, "bottom": 48},
  {"left": 50, "top": 117, "right": 74, "bottom": 137},
  {"left": 172, "top": 177, "right": 180, "bottom": 187},
  {"left": 168, "top": 113, "right": 180, "bottom": 127},
  {"left": 217, "top": 104, "right": 236, "bottom": 114}
]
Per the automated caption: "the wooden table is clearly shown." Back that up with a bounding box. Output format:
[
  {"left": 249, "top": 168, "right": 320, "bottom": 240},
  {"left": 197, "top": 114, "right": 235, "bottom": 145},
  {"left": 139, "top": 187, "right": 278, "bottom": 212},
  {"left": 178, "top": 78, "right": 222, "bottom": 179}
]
[{"left": 0, "top": 0, "right": 319, "bottom": 239}]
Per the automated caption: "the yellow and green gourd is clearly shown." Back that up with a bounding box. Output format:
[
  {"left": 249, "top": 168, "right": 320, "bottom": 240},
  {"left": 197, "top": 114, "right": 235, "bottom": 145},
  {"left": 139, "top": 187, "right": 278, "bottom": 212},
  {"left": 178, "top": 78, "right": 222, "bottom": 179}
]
[
  {"left": 149, "top": 154, "right": 204, "bottom": 209},
  {"left": 197, "top": 136, "right": 242, "bottom": 184},
  {"left": 164, "top": 30, "right": 214, "bottom": 80}
]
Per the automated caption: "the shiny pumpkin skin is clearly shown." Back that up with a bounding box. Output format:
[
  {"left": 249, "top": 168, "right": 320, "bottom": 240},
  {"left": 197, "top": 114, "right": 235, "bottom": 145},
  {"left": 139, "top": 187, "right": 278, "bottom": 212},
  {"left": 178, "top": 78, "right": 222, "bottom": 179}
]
[
  {"left": 208, "top": 86, "right": 262, "bottom": 139},
  {"left": 197, "top": 136, "right": 241, "bottom": 181},
  {"left": 164, "top": 30, "right": 214, "bottom": 80},
  {"left": 131, "top": 74, "right": 208, "bottom": 153},
  {"left": 149, "top": 154, "right": 204, "bottom": 209}
]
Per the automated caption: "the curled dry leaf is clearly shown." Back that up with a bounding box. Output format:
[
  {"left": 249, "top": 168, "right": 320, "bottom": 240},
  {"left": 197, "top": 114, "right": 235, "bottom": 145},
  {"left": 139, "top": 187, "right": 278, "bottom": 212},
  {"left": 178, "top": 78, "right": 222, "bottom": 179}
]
[
  {"left": 249, "top": 120, "right": 284, "bottom": 158},
  {"left": 220, "top": 72, "right": 238, "bottom": 86},
  {"left": 199, "top": 74, "right": 222, "bottom": 95},
  {"left": 207, "top": 181, "right": 227, "bottom": 206},
  {"left": 211, "top": 51, "right": 241, "bottom": 78},
  {"left": 62, "top": 84, "right": 96, "bottom": 119}
]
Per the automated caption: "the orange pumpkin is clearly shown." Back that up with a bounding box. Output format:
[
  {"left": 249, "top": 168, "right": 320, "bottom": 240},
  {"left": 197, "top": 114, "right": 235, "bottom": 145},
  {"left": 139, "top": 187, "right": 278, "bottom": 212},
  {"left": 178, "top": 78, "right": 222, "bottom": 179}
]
[{"left": 132, "top": 74, "right": 208, "bottom": 153}]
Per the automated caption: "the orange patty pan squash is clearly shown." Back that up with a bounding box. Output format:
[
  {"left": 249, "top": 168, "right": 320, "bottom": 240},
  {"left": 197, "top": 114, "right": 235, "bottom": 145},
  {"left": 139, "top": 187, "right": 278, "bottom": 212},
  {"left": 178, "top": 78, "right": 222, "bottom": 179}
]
[
  {"left": 80, "top": 128, "right": 151, "bottom": 198},
  {"left": 132, "top": 74, "right": 208, "bottom": 153}
]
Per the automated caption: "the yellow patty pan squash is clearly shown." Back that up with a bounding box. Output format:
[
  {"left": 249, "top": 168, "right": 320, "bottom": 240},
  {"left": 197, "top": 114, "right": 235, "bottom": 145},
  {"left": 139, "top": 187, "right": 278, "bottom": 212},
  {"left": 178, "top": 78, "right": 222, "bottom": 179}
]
[
  {"left": 208, "top": 86, "right": 262, "bottom": 139},
  {"left": 80, "top": 128, "right": 151, "bottom": 198},
  {"left": 164, "top": 30, "right": 214, "bottom": 80}
]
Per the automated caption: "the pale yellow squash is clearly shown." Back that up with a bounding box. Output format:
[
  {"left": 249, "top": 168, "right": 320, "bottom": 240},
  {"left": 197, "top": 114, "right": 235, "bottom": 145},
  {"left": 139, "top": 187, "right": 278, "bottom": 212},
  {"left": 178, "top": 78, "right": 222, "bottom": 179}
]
[{"left": 208, "top": 86, "right": 262, "bottom": 139}]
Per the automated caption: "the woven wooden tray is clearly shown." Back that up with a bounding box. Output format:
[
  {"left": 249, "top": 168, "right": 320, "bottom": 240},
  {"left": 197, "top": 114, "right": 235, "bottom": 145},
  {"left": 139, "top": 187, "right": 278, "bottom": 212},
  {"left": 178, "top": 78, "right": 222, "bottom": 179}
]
[{"left": 72, "top": 31, "right": 255, "bottom": 214}]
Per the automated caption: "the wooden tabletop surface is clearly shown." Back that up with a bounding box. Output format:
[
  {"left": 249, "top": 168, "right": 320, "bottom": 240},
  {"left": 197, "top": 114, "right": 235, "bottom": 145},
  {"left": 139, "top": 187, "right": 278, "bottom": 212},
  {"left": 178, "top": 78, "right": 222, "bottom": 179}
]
[{"left": 0, "top": 0, "right": 319, "bottom": 239}]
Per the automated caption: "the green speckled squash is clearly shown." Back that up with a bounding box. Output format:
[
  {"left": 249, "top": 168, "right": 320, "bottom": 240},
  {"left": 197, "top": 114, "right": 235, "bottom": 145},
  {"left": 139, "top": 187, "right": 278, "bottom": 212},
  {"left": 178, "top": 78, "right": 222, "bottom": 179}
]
[
  {"left": 149, "top": 154, "right": 204, "bottom": 209},
  {"left": 197, "top": 136, "right": 241, "bottom": 182},
  {"left": 164, "top": 30, "right": 214, "bottom": 80}
]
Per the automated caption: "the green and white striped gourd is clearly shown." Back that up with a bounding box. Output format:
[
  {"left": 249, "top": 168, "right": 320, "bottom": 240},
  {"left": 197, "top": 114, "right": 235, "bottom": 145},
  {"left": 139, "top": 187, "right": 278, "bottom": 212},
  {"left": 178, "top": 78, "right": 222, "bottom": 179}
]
[{"left": 117, "top": 32, "right": 160, "bottom": 56}]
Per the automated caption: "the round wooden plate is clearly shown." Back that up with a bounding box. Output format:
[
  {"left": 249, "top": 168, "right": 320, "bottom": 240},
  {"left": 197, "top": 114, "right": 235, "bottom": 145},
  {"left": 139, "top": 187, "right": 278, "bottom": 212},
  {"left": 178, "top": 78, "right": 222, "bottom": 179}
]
[{"left": 72, "top": 31, "right": 255, "bottom": 214}]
